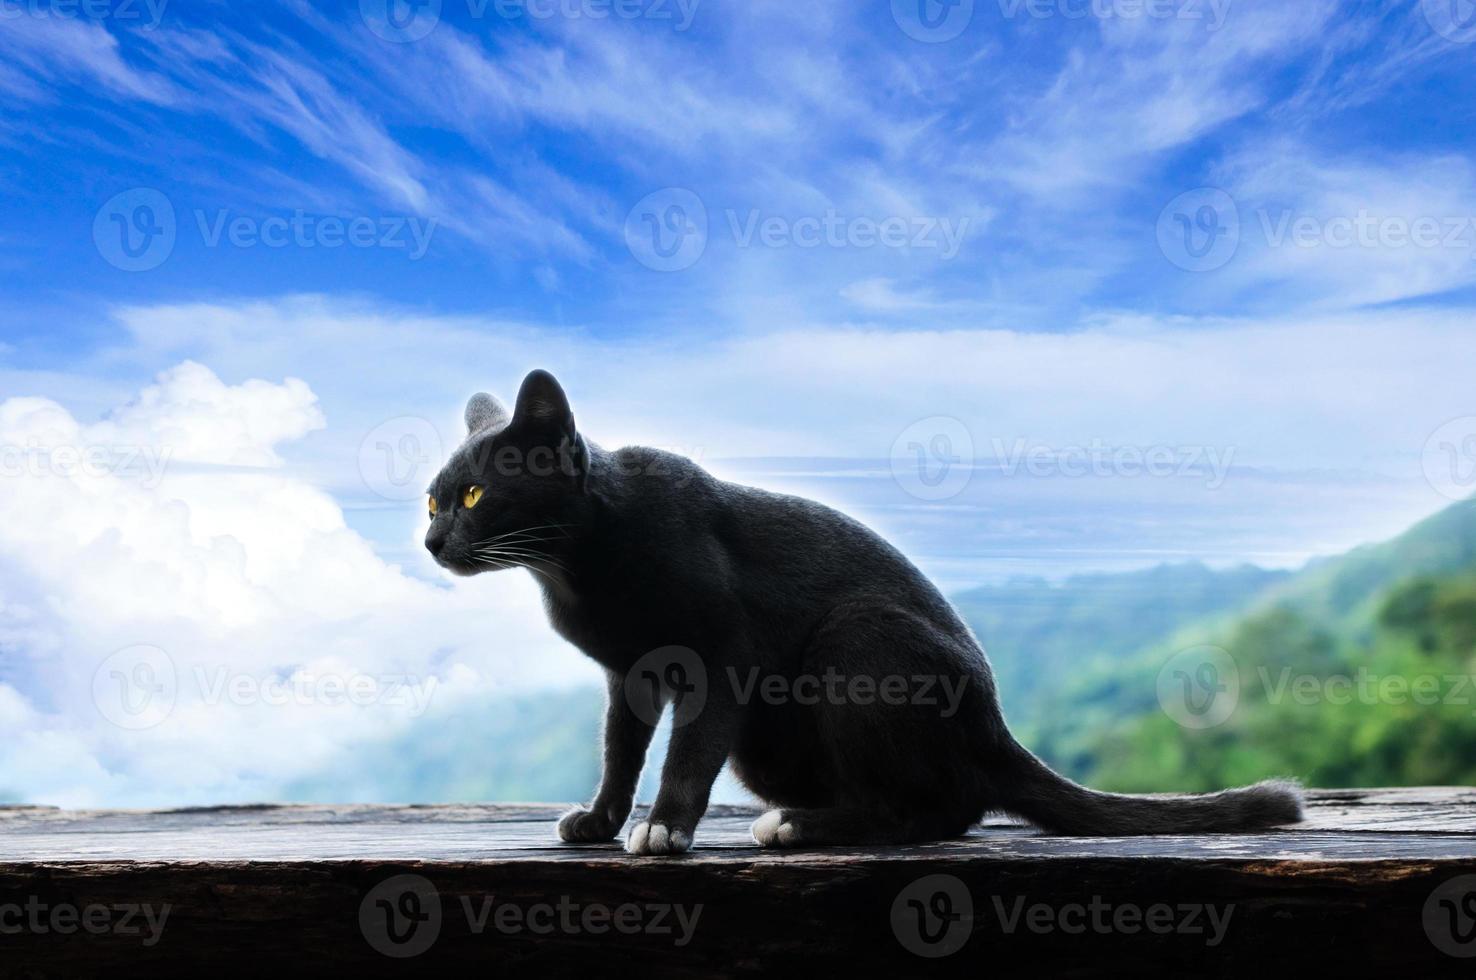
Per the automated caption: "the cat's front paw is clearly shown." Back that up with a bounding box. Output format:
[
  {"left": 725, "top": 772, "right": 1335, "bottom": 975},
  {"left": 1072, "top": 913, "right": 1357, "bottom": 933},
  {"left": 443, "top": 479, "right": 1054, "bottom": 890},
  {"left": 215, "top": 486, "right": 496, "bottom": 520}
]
[
  {"left": 557, "top": 806, "right": 621, "bottom": 843},
  {"left": 624, "top": 821, "right": 692, "bottom": 856}
]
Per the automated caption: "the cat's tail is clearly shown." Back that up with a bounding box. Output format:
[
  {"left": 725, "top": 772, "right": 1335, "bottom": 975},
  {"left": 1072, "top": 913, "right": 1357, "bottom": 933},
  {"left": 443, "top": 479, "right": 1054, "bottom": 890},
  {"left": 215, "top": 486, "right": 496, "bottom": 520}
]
[{"left": 995, "top": 740, "right": 1303, "bottom": 835}]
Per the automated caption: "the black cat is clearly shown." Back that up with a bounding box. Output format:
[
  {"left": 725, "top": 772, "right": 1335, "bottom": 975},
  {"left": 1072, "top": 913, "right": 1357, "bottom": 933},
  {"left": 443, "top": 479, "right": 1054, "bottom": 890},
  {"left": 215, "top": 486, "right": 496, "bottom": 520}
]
[{"left": 425, "top": 370, "right": 1302, "bottom": 854}]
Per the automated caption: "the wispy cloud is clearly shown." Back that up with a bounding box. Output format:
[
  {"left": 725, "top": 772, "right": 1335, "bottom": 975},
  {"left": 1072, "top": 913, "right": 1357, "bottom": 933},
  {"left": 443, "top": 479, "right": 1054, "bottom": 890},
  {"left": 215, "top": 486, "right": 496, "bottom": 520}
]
[
  {"left": 953, "top": 0, "right": 1340, "bottom": 201},
  {"left": 0, "top": 15, "right": 177, "bottom": 104},
  {"left": 1211, "top": 141, "right": 1476, "bottom": 308},
  {"left": 6, "top": 0, "right": 1467, "bottom": 325}
]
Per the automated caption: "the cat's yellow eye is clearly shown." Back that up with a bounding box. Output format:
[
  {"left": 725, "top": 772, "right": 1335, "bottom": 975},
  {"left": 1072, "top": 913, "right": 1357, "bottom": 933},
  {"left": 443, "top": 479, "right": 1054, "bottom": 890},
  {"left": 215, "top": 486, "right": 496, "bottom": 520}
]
[
  {"left": 463, "top": 485, "right": 485, "bottom": 509},
  {"left": 427, "top": 496, "right": 438, "bottom": 519}
]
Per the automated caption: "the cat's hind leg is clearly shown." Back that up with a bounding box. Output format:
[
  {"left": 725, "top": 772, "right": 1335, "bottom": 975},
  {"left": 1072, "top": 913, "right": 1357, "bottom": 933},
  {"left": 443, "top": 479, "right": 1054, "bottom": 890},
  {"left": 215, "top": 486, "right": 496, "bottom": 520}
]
[{"left": 744, "top": 601, "right": 997, "bottom": 849}]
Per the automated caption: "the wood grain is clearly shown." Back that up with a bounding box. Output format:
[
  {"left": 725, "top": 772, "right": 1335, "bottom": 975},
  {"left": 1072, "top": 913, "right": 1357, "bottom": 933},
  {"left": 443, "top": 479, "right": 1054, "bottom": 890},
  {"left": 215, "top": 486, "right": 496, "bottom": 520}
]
[{"left": 1, "top": 789, "right": 1474, "bottom": 977}]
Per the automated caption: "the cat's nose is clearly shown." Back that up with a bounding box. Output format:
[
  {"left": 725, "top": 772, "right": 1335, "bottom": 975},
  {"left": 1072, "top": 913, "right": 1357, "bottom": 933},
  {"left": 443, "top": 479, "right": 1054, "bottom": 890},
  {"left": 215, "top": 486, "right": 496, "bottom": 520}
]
[{"left": 425, "top": 523, "right": 448, "bottom": 558}]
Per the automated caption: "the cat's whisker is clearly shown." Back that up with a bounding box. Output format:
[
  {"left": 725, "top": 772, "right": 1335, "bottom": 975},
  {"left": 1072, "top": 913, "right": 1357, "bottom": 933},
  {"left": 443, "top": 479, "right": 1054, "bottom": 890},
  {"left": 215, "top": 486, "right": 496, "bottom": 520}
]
[
  {"left": 477, "top": 548, "right": 571, "bottom": 575},
  {"left": 478, "top": 552, "right": 565, "bottom": 586},
  {"left": 479, "top": 535, "right": 567, "bottom": 548},
  {"left": 476, "top": 537, "right": 561, "bottom": 551},
  {"left": 472, "top": 523, "right": 578, "bottom": 549},
  {"left": 468, "top": 524, "right": 578, "bottom": 577},
  {"left": 476, "top": 545, "right": 553, "bottom": 559},
  {"left": 475, "top": 544, "right": 573, "bottom": 577}
]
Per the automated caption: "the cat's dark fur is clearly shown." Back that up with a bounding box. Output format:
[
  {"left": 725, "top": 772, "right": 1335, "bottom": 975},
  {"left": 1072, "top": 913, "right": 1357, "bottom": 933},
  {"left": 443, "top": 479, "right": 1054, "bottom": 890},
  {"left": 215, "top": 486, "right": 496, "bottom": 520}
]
[{"left": 426, "top": 370, "right": 1302, "bottom": 854}]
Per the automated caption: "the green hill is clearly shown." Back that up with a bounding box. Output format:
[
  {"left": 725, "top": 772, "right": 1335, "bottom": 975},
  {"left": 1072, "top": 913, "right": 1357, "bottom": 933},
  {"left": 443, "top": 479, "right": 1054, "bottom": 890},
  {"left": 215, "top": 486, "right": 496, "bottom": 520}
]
[
  {"left": 1018, "top": 499, "right": 1476, "bottom": 793},
  {"left": 1255, "top": 498, "right": 1476, "bottom": 629},
  {"left": 954, "top": 562, "right": 1289, "bottom": 733}
]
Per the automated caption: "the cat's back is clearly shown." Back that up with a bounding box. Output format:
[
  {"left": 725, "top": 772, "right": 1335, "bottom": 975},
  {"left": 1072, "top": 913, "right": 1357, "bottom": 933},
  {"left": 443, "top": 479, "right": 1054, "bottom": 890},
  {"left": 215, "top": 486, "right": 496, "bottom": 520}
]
[
  {"left": 593, "top": 445, "right": 970, "bottom": 648},
  {"left": 610, "top": 446, "right": 936, "bottom": 594},
  {"left": 603, "top": 445, "right": 874, "bottom": 544}
]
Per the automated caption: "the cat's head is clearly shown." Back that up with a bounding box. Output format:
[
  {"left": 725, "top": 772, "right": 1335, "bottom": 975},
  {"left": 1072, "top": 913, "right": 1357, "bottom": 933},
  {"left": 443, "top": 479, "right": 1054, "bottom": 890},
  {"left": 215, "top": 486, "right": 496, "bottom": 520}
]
[{"left": 424, "top": 369, "right": 585, "bottom": 577}]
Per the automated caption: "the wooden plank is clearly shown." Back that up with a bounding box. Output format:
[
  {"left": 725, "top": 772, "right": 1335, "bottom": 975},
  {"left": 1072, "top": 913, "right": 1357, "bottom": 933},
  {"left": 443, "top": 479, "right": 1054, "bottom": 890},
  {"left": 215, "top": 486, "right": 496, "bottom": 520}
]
[
  {"left": 0, "top": 789, "right": 1473, "bottom": 976},
  {"left": 3, "top": 789, "right": 1476, "bottom": 861}
]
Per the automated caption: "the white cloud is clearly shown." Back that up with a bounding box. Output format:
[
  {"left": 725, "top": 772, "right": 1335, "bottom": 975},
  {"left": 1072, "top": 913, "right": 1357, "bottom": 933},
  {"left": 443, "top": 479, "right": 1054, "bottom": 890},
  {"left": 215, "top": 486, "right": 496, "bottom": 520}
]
[
  {"left": 92, "top": 296, "right": 1476, "bottom": 472},
  {"left": 839, "top": 277, "right": 981, "bottom": 314},
  {"left": 0, "top": 361, "right": 587, "bottom": 807},
  {"left": 87, "top": 360, "right": 325, "bottom": 467},
  {"left": 414, "top": 26, "right": 798, "bottom": 153},
  {"left": 1215, "top": 143, "right": 1476, "bottom": 307},
  {"left": 228, "top": 42, "right": 431, "bottom": 213},
  {"left": 960, "top": 0, "right": 1340, "bottom": 201},
  {"left": 0, "top": 15, "right": 177, "bottom": 104}
]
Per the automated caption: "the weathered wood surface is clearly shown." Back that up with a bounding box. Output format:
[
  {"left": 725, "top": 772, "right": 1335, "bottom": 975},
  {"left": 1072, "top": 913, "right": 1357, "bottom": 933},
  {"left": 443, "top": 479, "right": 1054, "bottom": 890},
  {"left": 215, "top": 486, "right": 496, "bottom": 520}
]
[{"left": 2, "top": 788, "right": 1476, "bottom": 977}]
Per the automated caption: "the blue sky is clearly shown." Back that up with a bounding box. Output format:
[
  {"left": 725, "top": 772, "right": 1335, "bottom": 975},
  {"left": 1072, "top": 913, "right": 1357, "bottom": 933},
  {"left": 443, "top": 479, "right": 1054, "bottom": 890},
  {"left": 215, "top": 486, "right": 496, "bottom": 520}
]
[
  {"left": 3, "top": 0, "right": 1474, "bottom": 336},
  {"left": 2, "top": 0, "right": 1476, "bottom": 804},
  {"left": 3, "top": 0, "right": 1476, "bottom": 581}
]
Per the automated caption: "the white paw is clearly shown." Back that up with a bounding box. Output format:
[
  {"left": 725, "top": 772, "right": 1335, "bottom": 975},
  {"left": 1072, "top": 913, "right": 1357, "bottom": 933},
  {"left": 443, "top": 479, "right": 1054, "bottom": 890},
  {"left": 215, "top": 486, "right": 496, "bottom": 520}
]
[
  {"left": 625, "top": 821, "right": 692, "bottom": 856},
  {"left": 751, "top": 809, "right": 799, "bottom": 848}
]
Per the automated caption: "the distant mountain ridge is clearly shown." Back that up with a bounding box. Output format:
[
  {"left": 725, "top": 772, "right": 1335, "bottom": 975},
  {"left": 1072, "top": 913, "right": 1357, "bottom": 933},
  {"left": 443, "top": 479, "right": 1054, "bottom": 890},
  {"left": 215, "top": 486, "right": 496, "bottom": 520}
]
[
  {"left": 1016, "top": 499, "right": 1476, "bottom": 793},
  {"left": 954, "top": 562, "right": 1290, "bottom": 731},
  {"left": 1253, "top": 499, "right": 1476, "bottom": 626}
]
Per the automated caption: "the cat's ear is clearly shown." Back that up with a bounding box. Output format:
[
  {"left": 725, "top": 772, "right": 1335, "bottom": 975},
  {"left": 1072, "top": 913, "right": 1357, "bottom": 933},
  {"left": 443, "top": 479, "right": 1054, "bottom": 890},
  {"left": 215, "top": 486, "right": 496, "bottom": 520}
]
[
  {"left": 464, "top": 393, "right": 509, "bottom": 436},
  {"left": 512, "top": 369, "right": 575, "bottom": 441}
]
